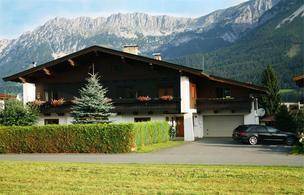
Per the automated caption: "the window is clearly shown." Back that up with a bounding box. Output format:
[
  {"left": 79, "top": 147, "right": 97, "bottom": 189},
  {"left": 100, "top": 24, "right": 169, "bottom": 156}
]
[
  {"left": 44, "top": 119, "right": 59, "bottom": 125},
  {"left": 117, "top": 86, "right": 134, "bottom": 98},
  {"left": 267, "top": 126, "right": 278, "bottom": 133},
  {"left": 216, "top": 87, "right": 231, "bottom": 98},
  {"left": 44, "top": 90, "right": 58, "bottom": 101},
  {"left": 254, "top": 98, "right": 258, "bottom": 110},
  {"left": 134, "top": 117, "right": 151, "bottom": 122},
  {"left": 158, "top": 87, "right": 173, "bottom": 97},
  {"left": 255, "top": 126, "right": 268, "bottom": 133}
]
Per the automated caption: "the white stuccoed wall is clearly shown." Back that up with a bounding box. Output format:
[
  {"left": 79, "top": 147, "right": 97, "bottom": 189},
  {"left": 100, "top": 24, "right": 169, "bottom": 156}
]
[
  {"left": 193, "top": 114, "right": 204, "bottom": 138},
  {"left": 244, "top": 101, "right": 259, "bottom": 124},
  {"left": 180, "top": 76, "right": 190, "bottom": 113},
  {"left": 109, "top": 115, "right": 167, "bottom": 123},
  {"left": 37, "top": 114, "right": 169, "bottom": 125},
  {"left": 0, "top": 100, "right": 4, "bottom": 110},
  {"left": 180, "top": 76, "right": 195, "bottom": 141},
  {"left": 37, "top": 114, "right": 74, "bottom": 125},
  {"left": 22, "top": 83, "right": 36, "bottom": 104}
]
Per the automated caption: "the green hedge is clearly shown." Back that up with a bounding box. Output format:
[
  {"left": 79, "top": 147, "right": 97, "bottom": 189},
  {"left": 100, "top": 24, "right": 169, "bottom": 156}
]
[
  {"left": 0, "top": 121, "right": 170, "bottom": 153},
  {"left": 134, "top": 121, "right": 170, "bottom": 148},
  {"left": 0, "top": 123, "right": 134, "bottom": 153}
]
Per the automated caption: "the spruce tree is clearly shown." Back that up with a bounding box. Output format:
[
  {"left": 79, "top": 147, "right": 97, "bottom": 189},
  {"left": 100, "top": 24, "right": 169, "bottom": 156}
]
[
  {"left": 71, "top": 73, "right": 113, "bottom": 124},
  {"left": 260, "top": 65, "right": 281, "bottom": 116}
]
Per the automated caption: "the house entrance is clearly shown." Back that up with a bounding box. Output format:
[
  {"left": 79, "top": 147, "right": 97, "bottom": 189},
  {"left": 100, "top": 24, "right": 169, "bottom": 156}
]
[{"left": 176, "top": 117, "right": 184, "bottom": 137}]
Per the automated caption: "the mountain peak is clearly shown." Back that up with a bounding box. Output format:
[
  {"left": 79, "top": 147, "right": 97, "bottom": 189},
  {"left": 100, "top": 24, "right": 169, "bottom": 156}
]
[
  {"left": 0, "top": 39, "right": 12, "bottom": 54},
  {"left": 2, "top": 0, "right": 300, "bottom": 93}
]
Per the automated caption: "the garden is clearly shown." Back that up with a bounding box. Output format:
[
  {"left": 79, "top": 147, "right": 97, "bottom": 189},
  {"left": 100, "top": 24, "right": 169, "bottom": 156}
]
[{"left": 0, "top": 74, "right": 177, "bottom": 154}]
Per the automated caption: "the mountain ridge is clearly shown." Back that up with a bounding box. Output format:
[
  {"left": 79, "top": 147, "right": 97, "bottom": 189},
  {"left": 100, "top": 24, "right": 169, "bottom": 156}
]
[
  {"left": 172, "top": 0, "right": 303, "bottom": 88},
  {"left": 1, "top": 0, "right": 296, "bottom": 93}
]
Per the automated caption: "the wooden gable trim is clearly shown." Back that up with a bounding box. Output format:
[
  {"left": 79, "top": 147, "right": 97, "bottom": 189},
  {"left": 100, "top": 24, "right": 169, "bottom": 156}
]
[
  {"left": 207, "top": 75, "right": 267, "bottom": 93},
  {"left": 2, "top": 45, "right": 202, "bottom": 82},
  {"left": 18, "top": 77, "right": 27, "bottom": 83},
  {"left": 2, "top": 45, "right": 266, "bottom": 93},
  {"left": 293, "top": 75, "right": 304, "bottom": 82},
  {"left": 68, "top": 59, "right": 76, "bottom": 66},
  {"left": 42, "top": 68, "right": 52, "bottom": 76}
]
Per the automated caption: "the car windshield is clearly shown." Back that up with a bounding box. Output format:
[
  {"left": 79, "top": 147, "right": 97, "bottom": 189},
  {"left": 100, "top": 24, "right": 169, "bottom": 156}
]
[{"left": 267, "top": 126, "right": 278, "bottom": 133}]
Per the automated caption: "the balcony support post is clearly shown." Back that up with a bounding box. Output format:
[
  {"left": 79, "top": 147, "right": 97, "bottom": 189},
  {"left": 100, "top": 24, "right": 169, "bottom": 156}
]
[{"left": 180, "top": 76, "right": 195, "bottom": 141}]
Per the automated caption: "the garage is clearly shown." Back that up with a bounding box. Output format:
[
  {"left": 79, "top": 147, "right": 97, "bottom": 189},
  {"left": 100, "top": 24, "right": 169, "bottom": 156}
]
[{"left": 203, "top": 115, "right": 244, "bottom": 137}]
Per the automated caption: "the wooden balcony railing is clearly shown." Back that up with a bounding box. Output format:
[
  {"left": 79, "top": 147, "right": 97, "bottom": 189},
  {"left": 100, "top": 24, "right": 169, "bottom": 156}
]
[
  {"left": 34, "top": 98, "right": 181, "bottom": 114},
  {"left": 196, "top": 98, "right": 252, "bottom": 112},
  {"left": 112, "top": 98, "right": 181, "bottom": 114}
]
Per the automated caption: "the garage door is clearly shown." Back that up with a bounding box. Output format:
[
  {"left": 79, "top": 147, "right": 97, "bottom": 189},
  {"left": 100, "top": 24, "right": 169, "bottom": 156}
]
[{"left": 203, "top": 115, "right": 244, "bottom": 137}]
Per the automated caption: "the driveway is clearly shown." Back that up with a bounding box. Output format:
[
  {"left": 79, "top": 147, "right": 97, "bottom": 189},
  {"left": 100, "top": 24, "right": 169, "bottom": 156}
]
[{"left": 0, "top": 138, "right": 303, "bottom": 166}]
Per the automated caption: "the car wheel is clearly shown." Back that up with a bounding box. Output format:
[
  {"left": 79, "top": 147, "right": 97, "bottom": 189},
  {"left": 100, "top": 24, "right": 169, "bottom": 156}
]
[
  {"left": 248, "top": 136, "right": 258, "bottom": 145},
  {"left": 285, "top": 137, "right": 295, "bottom": 146}
]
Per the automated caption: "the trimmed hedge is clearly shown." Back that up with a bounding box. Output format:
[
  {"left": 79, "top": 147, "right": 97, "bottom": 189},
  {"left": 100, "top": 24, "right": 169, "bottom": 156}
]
[
  {"left": 134, "top": 121, "right": 170, "bottom": 148},
  {"left": 0, "top": 123, "right": 135, "bottom": 153},
  {"left": 0, "top": 121, "right": 170, "bottom": 153}
]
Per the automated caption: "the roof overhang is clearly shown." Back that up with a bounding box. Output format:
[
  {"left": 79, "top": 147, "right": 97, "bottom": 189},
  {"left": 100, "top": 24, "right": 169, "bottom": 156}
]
[
  {"left": 293, "top": 74, "right": 304, "bottom": 88},
  {"left": 2, "top": 45, "right": 267, "bottom": 94},
  {"left": 2, "top": 45, "right": 202, "bottom": 83}
]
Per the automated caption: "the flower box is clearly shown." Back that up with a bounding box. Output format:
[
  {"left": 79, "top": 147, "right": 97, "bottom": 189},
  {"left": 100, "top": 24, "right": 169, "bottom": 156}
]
[{"left": 137, "top": 96, "right": 151, "bottom": 102}]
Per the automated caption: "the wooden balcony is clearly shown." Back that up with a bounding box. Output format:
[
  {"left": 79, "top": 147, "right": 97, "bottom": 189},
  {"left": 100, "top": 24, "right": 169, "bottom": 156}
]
[
  {"left": 36, "top": 98, "right": 181, "bottom": 114},
  {"left": 112, "top": 98, "right": 180, "bottom": 114},
  {"left": 38, "top": 100, "right": 73, "bottom": 114},
  {"left": 196, "top": 98, "right": 252, "bottom": 113}
]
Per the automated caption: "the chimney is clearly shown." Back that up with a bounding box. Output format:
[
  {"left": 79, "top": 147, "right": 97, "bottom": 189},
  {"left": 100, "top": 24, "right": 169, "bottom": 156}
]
[
  {"left": 122, "top": 45, "right": 139, "bottom": 55},
  {"left": 28, "top": 62, "right": 36, "bottom": 69},
  {"left": 153, "top": 53, "right": 162, "bottom": 61}
]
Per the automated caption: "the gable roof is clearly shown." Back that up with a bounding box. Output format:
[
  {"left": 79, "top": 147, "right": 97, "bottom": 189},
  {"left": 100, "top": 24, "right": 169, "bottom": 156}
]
[{"left": 2, "top": 45, "right": 266, "bottom": 93}]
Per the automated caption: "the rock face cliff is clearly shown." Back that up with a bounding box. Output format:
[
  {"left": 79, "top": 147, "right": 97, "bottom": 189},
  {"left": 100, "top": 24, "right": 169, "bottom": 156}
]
[{"left": 0, "top": 0, "right": 285, "bottom": 92}]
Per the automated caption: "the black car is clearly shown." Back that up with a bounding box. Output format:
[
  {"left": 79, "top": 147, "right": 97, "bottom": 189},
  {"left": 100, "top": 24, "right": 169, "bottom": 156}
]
[{"left": 232, "top": 125, "right": 298, "bottom": 145}]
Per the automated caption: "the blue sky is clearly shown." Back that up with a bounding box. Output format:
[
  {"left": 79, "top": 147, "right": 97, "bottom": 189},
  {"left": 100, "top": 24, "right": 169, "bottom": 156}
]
[{"left": 0, "top": 0, "right": 247, "bottom": 39}]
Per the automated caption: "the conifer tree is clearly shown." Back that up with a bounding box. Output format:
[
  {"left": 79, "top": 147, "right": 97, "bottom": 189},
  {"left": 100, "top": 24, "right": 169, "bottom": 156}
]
[
  {"left": 260, "top": 65, "right": 281, "bottom": 116},
  {"left": 71, "top": 73, "right": 113, "bottom": 124},
  {"left": 275, "top": 105, "right": 295, "bottom": 132}
]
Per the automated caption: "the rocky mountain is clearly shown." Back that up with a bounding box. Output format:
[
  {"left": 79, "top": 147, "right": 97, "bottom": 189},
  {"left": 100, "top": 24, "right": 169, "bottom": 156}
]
[
  {"left": 0, "top": 0, "right": 293, "bottom": 93},
  {"left": 173, "top": 0, "right": 303, "bottom": 88},
  {"left": 158, "top": 0, "right": 281, "bottom": 58},
  {"left": 0, "top": 39, "right": 12, "bottom": 54}
]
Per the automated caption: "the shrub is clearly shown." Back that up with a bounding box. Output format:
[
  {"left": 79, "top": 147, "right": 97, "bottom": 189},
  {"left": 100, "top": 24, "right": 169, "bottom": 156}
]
[
  {"left": 275, "top": 105, "right": 296, "bottom": 132},
  {"left": 0, "top": 123, "right": 134, "bottom": 153},
  {"left": 134, "top": 121, "right": 170, "bottom": 148},
  {"left": 0, "top": 99, "right": 39, "bottom": 126},
  {"left": 292, "top": 109, "right": 304, "bottom": 134},
  {"left": 0, "top": 121, "right": 171, "bottom": 153}
]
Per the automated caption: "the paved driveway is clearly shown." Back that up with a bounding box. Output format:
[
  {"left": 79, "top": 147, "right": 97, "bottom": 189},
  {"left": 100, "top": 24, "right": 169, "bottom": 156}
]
[{"left": 0, "top": 138, "right": 303, "bottom": 166}]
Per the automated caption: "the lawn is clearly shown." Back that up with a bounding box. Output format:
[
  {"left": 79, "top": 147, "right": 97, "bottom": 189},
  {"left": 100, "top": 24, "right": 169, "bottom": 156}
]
[
  {"left": 136, "top": 141, "right": 185, "bottom": 153},
  {"left": 0, "top": 161, "right": 303, "bottom": 194},
  {"left": 279, "top": 88, "right": 302, "bottom": 102}
]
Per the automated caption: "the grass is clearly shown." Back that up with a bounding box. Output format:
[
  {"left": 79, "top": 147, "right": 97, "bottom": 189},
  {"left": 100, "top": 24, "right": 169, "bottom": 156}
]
[
  {"left": 279, "top": 88, "right": 296, "bottom": 94},
  {"left": 287, "top": 44, "right": 301, "bottom": 58},
  {"left": 279, "top": 88, "right": 302, "bottom": 102},
  {"left": 0, "top": 161, "right": 303, "bottom": 194},
  {"left": 136, "top": 141, "right": 185, "bottom": 153}
]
